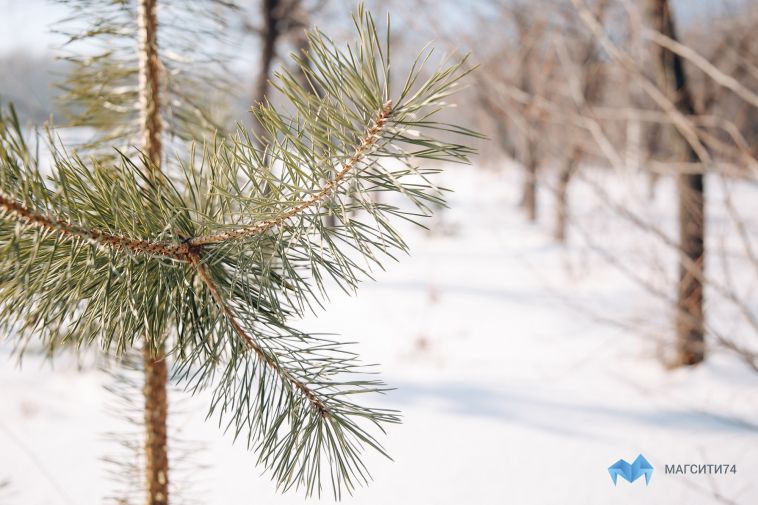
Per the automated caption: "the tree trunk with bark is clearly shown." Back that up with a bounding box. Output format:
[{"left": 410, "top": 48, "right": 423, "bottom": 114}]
[
  {"left": 553, "top": 0, "right": 607, "bottom": 242},
  {"left": 521, "top": 140, "right": 538, "bottom": 222},
  {"left": 252, "top": 0, "right": 281, "bottom": 141},
  {"left": 646, "top": 0, "right": 705, "bottom": 366},
  {"left": 138, "top": 0, "right": 170, "bottom": 503},
  {"left": 554, "top": 147, "right": 580, "bottom": 242}
]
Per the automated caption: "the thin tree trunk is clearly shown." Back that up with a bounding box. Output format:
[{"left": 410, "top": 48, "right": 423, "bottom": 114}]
[
  {"left": 553, "top": 0, "right": 608, "bottom": 242},
  {"left": 138, "top": 0, "right": 169, "bottom": 503},
  {"left": 554, "top": 148, "right": 580, "bottom": 242},
  {"left": 252, "top": 0, "right": 281, "bottom": 141},
  {"left": 139, "top": 0, "right": 162, "bottom": 168},
  {"left": 646, "top": 0, "right": 705, "bottom": 366},
  {"left": 555, "top": 0, "right": 605, "bottom": 241},
  {"left": 521, "top": 140, "right": 538, "bottom": 222},
  {"left": 143, "top": 346, "right": 169, "bottom": 505}
]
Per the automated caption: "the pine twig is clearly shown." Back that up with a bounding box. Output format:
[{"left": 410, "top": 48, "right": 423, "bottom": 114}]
[
  {"left": 189, "top": 100, "right": 394, "bottom": 247},
  {"left": 191, "top": 254, "right": 330, "bottom": 417},
  {"left": 0, "top": 191, "right": 191, "bottom": 260}
]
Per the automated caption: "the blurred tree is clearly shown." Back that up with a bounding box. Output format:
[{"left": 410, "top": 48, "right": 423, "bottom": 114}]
[
  {"left": 249, "top": 0, "right": 327, "bottom": 141},
  {"left": 645, "top": 0, "right": 705, "bottom": 366},
  {"left": 512, "top": 6, "right": 549, "bottom": 223},
  {"left": 553, "top": 0, "right": 607, "bottom": 242},
  {"left": 475, "top": 0, "right": 556, "bottom": 223},
  {"left": 252, "top": 0, "right": 281, "bottom": 142},
  {"left": 0, "top": 2, "right": 478, "bottom": 502}
]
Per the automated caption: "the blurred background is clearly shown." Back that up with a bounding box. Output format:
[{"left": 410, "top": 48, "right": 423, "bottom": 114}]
[{"left": 1, "top": 0, "right": 757, "bottom": 503}]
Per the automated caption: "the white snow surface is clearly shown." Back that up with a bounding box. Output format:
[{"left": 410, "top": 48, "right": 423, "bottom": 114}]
[{"left": 2, "top": 161, "right": 758, "bottom": 505}]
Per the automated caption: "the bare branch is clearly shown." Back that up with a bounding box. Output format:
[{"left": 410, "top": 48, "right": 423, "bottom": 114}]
[{"left": 645, "top": 28, "right": 758, "bottom": 109}]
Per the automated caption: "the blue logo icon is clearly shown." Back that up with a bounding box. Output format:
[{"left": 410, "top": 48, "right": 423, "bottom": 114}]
[{"left": 608, "top": 454, "right": 653, "bottom": 485}]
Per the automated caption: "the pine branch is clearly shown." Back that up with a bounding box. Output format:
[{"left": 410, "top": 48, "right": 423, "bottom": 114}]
[
  {"left": 0, "top": 4, "right": 481, "bottom": 499},
  {"left": 0, "top": 99, "right": 395, "bottom": 260}
]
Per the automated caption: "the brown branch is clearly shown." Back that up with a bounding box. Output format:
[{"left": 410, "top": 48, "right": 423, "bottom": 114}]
[
  {"left": 191, "top": 254, "right": 330, "bottom": 417},
  {"left": 0, "top": 191, "right": 193, "bottom": 260},
  {"left": 190, "top": 100, "right": 394, "bottom": 247}
]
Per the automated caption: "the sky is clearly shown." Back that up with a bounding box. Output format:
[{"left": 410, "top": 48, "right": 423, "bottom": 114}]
[{"left": 0, "top": 0, "right": 68, "bottom": 55}]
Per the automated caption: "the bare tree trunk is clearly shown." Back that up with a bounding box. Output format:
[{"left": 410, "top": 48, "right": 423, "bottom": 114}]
[
  {"left": 554, "top": 148, "right": 580, "bottom": 242},
  {"left": 646, "top": 0, "right": 705, "bottom": 366},
  {"left": 521, "top": 140, "right": 538, "bottom": 222},
  {"left": 252, "top": 0, "right": 281, "bottom": 141},
  {"left": 555, "top": 1, "right": 606, "bottom": 242},
  {"left": 138, "top": 1, "right": 169, "bottom": 503}
]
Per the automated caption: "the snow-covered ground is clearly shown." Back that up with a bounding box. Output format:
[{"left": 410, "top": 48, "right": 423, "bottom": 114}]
[{"left": 2, "top": 162, "right": 758, "bottom": 504}]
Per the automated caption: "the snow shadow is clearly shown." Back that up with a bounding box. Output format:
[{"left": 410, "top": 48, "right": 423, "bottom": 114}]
[{"left": 388, "top": 381, "right": 758, "bottom": 438}]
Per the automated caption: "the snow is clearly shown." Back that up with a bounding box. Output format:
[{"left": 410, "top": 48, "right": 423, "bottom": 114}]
[{"left": 2, "top": 161, "right": 758, "bottom": 504}]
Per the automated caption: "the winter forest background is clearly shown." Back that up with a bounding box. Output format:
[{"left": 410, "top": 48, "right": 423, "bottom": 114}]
[{"left": 1, "top": 0, "right": 758, "bottom": 504}]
